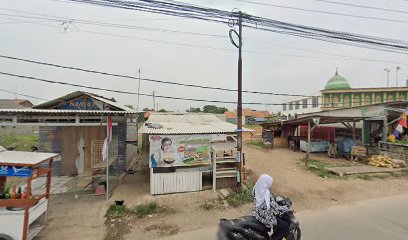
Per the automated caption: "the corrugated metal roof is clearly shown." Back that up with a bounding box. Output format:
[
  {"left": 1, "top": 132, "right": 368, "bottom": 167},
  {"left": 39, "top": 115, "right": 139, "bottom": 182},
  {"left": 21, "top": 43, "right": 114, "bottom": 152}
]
[
  {"left": 0, "top": 108, "right": 139, "bottom": 115},
  {"left": 146, "top": 113, "right": 223, "bottom": 123},
  {"left": 0, "top": 100, "right": 25, "bottom": 109},
  {"left": 139, "top": 113, "right": 254, "bottom": 134},
  {"left": 0, "top": 151, "right": 59, "bottom": 166}
]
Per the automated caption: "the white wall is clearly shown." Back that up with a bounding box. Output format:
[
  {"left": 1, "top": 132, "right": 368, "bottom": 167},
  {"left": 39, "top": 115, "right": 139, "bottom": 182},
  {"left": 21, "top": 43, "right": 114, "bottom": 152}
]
[{"left": 281, "top": 95, "right": 322, "bottom": 119}]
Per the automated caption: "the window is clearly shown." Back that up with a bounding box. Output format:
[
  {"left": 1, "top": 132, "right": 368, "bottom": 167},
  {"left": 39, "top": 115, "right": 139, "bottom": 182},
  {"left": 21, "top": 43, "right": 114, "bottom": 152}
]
[
  {"left": 295, "top": 101, "right": 300, "bottom": 110},
  {"left": 324, "top": 97, "right": 331, "bottom": 107},
  {"left": 399, "top": 95, "right": 406, "bottom": 101},
  {"left": 312, "top": 97, "right": 319, "bottom": 108},
  {"left": 387, "top": 95, "right": 394, "bottom": 102},
  {"left": 333, "top": 96, "right": 339, "bottom": 107},
  {"left": 302, "top": 99, "right": 308, "bottom": 109},
  {"left": 365, "top": 96, "right": 371, "bottom": 105},
  {"left": 354, "top": 96, "right": 360, "bottom": 106},
  {"left": 289, "top": 102, "right": 293, "bottom": 110},
  {"left": 375, "top": 96, "right": 382, "bottom": 104},
  {"left": 343, "top": 96, "right": 350, "bottom": 107},
  {"left": 283, "top": 104, "right": 287, "bottom": 111}
]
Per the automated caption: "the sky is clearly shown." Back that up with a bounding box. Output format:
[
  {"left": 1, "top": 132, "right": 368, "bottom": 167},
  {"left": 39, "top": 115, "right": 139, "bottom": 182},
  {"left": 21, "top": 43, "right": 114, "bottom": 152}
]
[{"left": 0, "top": 0, "right": 407, "bottom": 113}]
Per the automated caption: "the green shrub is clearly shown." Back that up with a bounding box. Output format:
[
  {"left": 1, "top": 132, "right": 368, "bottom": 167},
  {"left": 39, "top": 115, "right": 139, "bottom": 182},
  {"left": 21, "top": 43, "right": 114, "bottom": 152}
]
[{"left": 106, "top": 204, "right": 132, "bottom": 219}]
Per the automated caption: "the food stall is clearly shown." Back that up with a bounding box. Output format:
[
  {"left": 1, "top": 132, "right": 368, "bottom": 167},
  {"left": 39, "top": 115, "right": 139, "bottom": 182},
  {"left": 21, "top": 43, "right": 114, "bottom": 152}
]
[{"left": 0, "top": 151, "right": 58, "bottom": 240}]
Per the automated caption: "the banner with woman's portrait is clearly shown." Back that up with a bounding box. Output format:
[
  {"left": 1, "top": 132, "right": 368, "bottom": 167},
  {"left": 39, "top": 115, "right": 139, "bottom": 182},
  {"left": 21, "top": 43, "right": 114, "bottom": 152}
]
[{"left": 149, "top": 135, "right": 211, "bottom": 168}]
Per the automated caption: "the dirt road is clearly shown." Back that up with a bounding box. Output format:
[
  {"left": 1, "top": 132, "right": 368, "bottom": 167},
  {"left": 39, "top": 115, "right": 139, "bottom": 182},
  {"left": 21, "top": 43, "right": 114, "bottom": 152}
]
[{"left": 38, "top": 146, "right": 408, "bottom": 240}]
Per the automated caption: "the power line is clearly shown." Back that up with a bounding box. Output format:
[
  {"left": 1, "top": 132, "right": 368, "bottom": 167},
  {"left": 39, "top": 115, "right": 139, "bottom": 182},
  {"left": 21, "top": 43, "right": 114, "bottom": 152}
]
[
  {"left": 312, "top": 0, "right": 408, "bottom": 14},
  {"left": 3, "top": 8, "right": 408, "bottom": 59},
  {"left": 0, "top": 71, "right": 386, "bottom": 107},
  {"left": 64, "top": 0, "right": 408, "bottom": 54},
  {"left": 0, "top": 71, "right": 309, "bottom": 105},
  {"left": 0, "top": 88, "right": 49, "bottom": 101},
  {"left": 231, "top": 0, "right": 408, "bottom": 23},
  {"left": 0, "top": 54, "right": 314, "bottom": 97}
]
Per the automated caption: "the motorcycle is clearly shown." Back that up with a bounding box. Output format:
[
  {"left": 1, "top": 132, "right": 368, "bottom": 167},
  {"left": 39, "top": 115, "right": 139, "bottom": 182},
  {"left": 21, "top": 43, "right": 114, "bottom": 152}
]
[{"left": 217, "top": 196, "right": 301, "bottom": 240}]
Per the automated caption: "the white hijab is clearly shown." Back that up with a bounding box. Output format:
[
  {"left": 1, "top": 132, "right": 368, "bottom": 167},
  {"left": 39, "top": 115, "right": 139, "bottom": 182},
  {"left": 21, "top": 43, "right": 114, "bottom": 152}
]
[{"left": 253, "top": 174, "right": 273, "bottom": 209}]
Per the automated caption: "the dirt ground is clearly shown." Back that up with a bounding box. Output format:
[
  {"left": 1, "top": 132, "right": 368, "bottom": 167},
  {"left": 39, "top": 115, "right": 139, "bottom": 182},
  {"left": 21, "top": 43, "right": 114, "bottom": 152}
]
[{"left": 38, "top": 145, "right": 408, "bottom": 240}]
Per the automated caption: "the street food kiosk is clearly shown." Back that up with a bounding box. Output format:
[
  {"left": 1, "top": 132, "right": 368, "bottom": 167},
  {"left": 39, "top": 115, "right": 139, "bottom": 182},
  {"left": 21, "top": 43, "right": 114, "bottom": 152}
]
[{"left": 0, "top": 151, "right": 58, "bottom": 240}]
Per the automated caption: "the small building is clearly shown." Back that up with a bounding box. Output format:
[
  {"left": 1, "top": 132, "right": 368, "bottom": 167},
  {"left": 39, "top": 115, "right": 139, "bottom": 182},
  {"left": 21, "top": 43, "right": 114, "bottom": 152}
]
[
  {"left": 0, "top": 91, "right": 139, "bottom": 177},
  {"left": 139, "top": 113, "right": 252, "bottom": 195},
  {"left": 0, "top": 99, "right": 36, "bottom": 135},
  {"left": 281, "top": 93, "right": 322, "bottom": 120}
]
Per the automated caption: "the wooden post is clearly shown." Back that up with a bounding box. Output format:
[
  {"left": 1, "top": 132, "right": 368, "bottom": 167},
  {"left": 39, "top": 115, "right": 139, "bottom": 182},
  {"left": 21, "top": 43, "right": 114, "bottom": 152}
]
[
  {"left": 383, "top": 117, "right": 388, "bottom": 142},
  {"left": 306, "top": 120, "right": 311, "bottom": 166},
  {"left": 46, "top": 159, "right": 53, "bottom": 198},
  {"left": 352, "top": 121, "right": 356, "bottom": 141},
  {"left": 22, "top": 176, "right": 33, "bottom": 240}
]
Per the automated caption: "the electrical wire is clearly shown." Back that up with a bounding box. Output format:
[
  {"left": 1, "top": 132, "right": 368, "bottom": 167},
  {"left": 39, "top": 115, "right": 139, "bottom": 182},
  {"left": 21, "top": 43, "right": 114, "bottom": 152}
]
[
  {"left": 312, "top": 0, "right": 408, "bottom": 14},
  {"left": 0, "top": 54, "right": 315, "bottom": 97},
  {"left": 0, "top": 71, "right": 394, "bottom": 107},
  {"left": 63, "top": 0, "right": 408, "bottom": 54},
  {"left": 0, "top": 71, "right": 312, "bottom": 105},
  {"left": 231, "top": 0, "right": 408, "bottom": 23},
  {"left": 0, "top": 88, "right": 49, "bottom": 101}
]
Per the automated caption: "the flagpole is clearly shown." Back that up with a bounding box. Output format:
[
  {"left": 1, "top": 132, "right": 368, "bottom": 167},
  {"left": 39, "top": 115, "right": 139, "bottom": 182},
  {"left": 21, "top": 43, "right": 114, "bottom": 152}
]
[{"left": 106, "top": 116, "right": 109, "bottom": 201}]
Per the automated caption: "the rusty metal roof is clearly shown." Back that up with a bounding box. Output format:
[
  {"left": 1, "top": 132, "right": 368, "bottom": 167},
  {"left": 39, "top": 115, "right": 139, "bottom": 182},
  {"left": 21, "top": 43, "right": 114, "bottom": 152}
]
[{"left": 0, "top": 108, "right": 139, "bottom": 115}]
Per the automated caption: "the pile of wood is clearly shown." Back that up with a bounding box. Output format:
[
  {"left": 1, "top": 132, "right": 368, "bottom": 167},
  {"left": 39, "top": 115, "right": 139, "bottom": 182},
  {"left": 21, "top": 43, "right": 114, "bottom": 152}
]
[{"left": 367, "top": 155, "right": 407, "bottom": 168}]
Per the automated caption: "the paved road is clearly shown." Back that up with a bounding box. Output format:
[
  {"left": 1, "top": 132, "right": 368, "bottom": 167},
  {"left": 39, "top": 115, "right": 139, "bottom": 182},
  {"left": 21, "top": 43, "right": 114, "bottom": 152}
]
[{"left": 163, "top": 194, "right": 408, "bottom": 240}]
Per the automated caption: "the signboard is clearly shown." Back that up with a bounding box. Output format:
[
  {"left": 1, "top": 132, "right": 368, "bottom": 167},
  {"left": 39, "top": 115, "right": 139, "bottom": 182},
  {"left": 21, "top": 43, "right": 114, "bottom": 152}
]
[
  {"left": 149, "top": 135, "right": 211, "bottom": 168},
  {"left": 0, "top": 166, "right": 32, "bottom": 177}
]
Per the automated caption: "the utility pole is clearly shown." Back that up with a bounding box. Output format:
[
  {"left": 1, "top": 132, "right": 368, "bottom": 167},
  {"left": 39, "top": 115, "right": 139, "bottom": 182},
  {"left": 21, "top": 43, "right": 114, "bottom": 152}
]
[
  {"left": 152, "top": 91, "right": 156, "bottom": 111},
  {"left": 229, "top": 10, "right": 243, "bottom": 190},
  {"left": 396, "top": 66, "right": 401, "bottom": 87},
  {"left": 384, "top": 68, "right": 390, "bottom": 87},
  {"left": 137, "top": 69, "right": 141, "bottom": 111}
]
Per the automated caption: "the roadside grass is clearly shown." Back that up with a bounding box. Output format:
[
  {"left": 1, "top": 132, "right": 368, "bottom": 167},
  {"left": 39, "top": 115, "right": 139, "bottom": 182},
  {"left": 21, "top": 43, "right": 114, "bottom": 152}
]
[
  {"left": 306, "top": 159, "right": 347, "bottom": 179},
  {"left": 0, "top": 134, "right": 39, "bottom": 151},
  {"left": 106, "top": 201, "right": 176, "bottom": 220},
  {"left": 200, "top": 198, "right": 225, "bottom": 211},
  {"left": 245, "top": 139, "right": 265, "bottom": 148},
  {"left": 225, "top": 183, "right": 254, "bottom": 208}
]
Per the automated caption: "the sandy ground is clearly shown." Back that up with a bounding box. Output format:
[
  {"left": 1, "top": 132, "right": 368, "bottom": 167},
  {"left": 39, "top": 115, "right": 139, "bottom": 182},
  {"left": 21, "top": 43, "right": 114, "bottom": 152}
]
[{"left": 37, "top": 145, "right": 408, "bottom": 240}]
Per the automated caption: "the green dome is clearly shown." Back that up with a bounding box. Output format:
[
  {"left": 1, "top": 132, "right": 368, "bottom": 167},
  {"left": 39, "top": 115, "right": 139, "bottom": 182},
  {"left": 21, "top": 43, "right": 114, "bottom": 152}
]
[{"left": 324, "top": 70, "right": 351, "bottom": 90}]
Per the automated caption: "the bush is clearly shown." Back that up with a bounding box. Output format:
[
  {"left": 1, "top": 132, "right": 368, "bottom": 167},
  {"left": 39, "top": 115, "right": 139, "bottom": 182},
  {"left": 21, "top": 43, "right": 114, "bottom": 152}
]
[
  {"left": 134, "top": 201, "right": 176, "bottom": 218},
  {"left": 226, "top": 185, "right": 254, "bottom": 208},
  {"left": 106, "top": 204, "right": 132, "bottom": 219}
]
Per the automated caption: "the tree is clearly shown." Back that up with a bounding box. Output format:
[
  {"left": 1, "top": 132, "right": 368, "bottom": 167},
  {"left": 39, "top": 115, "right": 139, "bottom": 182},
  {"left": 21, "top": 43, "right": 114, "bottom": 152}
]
[
  {"left": 125, "top": 105, "right": 134, "bottom": 109},
  {"left": 203, "top": 105, "right": 228, "bottom": 114},
  {"left": 186, "top": 107, "right": 201, "bottom": 113},
  {"left": 158, "top": 109, "right": 167, "bottom": 112},
  {"left": 143, "top": 107, "right": 154, "bottom": 111}
]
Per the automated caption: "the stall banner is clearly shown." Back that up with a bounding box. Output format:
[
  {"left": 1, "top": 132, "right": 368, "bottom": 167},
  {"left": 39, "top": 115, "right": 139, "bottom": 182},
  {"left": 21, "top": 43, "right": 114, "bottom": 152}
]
[
  {"left": 149, "top": 135, "right": 211, "bottom": 168},
  {"left": 0, "top": 166, "right": 32, "bottom": 177}
]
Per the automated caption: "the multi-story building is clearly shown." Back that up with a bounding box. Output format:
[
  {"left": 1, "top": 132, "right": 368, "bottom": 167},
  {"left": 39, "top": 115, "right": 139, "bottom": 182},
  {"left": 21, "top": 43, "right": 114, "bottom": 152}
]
[
  {"left": 281, "top": 70, "right": 408, "bottom": 118},
  {"left": 321, "top": 70, "right": 408, "bottom": 110},
  {"left": 281, "top": 93, "right": 321, "bottom": 120}
]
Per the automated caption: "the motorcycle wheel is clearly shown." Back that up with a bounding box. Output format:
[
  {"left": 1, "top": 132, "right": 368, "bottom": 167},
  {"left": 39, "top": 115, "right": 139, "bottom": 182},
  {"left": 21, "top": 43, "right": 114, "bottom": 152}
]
[{"left": 283, "top": 224, "right": 301, "bottom": 240}]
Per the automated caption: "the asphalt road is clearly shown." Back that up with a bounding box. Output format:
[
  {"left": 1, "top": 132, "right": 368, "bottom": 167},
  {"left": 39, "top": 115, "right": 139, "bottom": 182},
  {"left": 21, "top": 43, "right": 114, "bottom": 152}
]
[{"left": 163, "top": 194, "right": 408, "bottom": 240}]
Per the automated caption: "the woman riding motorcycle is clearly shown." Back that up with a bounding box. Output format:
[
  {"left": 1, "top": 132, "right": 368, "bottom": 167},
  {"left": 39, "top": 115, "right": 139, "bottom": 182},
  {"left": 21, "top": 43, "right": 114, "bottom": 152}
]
[{"left": 252, "top": 174, "right": 291, "bottom": 240}]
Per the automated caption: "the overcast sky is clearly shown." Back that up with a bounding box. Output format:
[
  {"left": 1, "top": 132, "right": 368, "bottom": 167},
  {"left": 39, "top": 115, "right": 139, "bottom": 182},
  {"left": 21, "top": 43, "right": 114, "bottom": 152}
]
[{"left": 1, "top": 0, "right": 407, "bottom": 112}]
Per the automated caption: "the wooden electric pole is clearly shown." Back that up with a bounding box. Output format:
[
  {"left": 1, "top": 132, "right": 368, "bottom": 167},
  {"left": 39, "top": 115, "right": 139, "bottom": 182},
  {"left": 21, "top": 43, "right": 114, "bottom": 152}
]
[{"left": 229, "top": 11, "right": 244, "bottom": 190}]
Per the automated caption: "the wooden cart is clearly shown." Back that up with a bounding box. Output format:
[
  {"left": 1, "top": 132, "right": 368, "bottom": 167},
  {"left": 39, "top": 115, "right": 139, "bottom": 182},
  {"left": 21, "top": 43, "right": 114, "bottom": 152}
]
[{"left": 0, "top": 151, "right": 58, "bottom": 240}]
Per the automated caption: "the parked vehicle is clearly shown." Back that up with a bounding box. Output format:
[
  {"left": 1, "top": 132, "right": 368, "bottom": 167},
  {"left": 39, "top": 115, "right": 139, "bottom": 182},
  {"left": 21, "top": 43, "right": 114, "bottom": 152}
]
[{"left": 217, "top": 196, "right": 301, "bottom": 240}]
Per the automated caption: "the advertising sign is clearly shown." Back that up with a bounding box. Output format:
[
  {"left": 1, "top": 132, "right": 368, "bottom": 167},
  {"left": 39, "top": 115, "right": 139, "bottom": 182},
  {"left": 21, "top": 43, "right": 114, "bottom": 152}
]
[
  {"left": 149, "top": 135, "right": 211, "bottom": 168},
  {"left": 0, "top": 165, "right": 32, "bottom": 177}
]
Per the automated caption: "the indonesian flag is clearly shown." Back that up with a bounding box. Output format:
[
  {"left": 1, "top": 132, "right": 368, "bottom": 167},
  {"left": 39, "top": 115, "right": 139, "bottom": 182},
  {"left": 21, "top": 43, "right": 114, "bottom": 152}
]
[
  {"left": 395, "top": 124, "right": 404, "bottom": 133},
  {"left": 400, "top": 113, "right": 407, "bottom": 128},
  {"left": 102, "top": 116, "right": 113, "bottom": 161}
]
